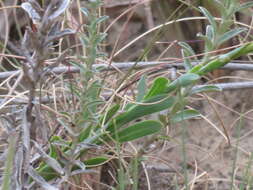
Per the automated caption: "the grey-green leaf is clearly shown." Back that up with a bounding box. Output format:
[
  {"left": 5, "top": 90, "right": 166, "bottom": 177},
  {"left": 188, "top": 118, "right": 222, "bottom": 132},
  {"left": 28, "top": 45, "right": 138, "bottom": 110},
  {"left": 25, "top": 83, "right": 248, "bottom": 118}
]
[
  {"left": 190, "top": 85, "right": 222, "bottom": 95},
  {"left": 115, "top": 120, "right": 163, "bottom": 143},
  {"left": 21, "top": 2, "right": 41, "bottom": 22},
  {"left": 206, "top": 25, "right": 215, "bottom": 42},
  {"left": 34, "top": 141, "right": 65, "bottom": 176},
  {"left": 217, "top": 28, "right": 246, "bottom": 46},
  {"left": 181, "top": 49, "right": 192, "bottom": 71},
  {"left": 178, "top": 42, "right": 196, "bottom": 57},
  {"left": 166, "top": 73, "right": 200, "bottom": 93},
  {"left": 95, "top": 16, "right": 109, "bottom": 25},
  {"left": 48, "top": 0, "right": 70, "bottom": 20},
  {"left": 237, "top": 2, "right": 253, "bottom": 12},
  {"left": 28, "top": 167, "right": 58, "bottom": 190},
  {"left": 81, "top": 7, "right": 89, "bottom": 17},
  {"left": 107, "top": 95, "right": 175, "bottom": 132},
  {"left": 136, "top": 75, "right": 147, "bottom": 102},
  {"left": 171, "top": 109, "right": 201, "bottom": 123},
  {"left": 199, "top": 6, "right": 217, "bottom": 33}
]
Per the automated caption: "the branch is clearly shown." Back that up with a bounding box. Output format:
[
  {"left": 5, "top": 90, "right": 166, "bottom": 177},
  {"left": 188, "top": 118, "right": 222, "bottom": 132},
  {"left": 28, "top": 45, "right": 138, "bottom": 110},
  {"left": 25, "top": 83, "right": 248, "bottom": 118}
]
[{"left": 1, "top": 61, "right": 253, "bottom": 80}]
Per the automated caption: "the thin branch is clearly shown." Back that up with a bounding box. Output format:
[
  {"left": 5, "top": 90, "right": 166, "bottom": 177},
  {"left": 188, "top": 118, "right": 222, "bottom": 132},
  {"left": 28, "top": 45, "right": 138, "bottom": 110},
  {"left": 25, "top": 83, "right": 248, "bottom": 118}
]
[{"left": 1, "top": 61, "right": 253, "bottom": 80}]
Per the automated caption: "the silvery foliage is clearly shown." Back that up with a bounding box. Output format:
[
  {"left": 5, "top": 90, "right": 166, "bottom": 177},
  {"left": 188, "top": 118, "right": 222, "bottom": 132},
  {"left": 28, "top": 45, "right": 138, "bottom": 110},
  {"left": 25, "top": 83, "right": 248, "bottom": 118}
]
[{"left": 1, "top": 0, "right": 74, "bottom": 189}]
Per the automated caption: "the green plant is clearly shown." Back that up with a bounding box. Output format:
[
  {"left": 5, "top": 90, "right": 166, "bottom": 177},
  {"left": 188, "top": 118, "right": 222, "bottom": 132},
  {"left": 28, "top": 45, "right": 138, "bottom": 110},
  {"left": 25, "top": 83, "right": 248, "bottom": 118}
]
[
  {"left": 2, "top": 0, "right": 253, "bottom": 189},
  {"left": 35, "top": 0, "right": 253, "bottom": 188}
]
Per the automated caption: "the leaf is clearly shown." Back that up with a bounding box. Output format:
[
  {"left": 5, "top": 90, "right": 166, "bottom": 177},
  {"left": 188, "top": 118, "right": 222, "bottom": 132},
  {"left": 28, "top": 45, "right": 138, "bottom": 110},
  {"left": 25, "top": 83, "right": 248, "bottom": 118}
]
[
  {"left": 57, "top": 118, "right": 78, "bottom": 137},
  {"left": 22, "top": 107, "right": 30, "bottom": 150},
  {"left": 190, "top": 85, "right": 222, "bottom": 95},
  {"left": 71, "top": 169, "right": 97, "bottom": 176},
  {"left": 94, "top": 33, "right": 108, "bottom": 44},
  {"left": 217, "top": 28, "right": 246, "bottom": 46},
  {"left": 136, "top": 75, "right": 147, "bottom": 102},
  {"left": 107, "top": 95, "right": 175, "bottom": 132},
  {"left": 213, "top": 0, "right": 227, "bottom": 18},
  {"left": 81, "top": 7, "right": 89, "bottom": 17},
  {"left": 48, "top": 0, "right": 70, "bottom": 20},
  {"left": 195, "top": 44, "right": 248, "bottom": 75},
  {"left": 126, "top": 75, "right": 164, "bottom": 111},
  {"left": 181, "top": 49, "right": 192, "bottom": 71},
  {"left": 80, "top": 35, "right": 89, "bottom": 46},
  {"left": 206, "top": 25, "right": 215, "bottom": 43},
  {"left": 37, "top": 165, "right": 58, "bottom": 181},
  {"left": 178, "top": 41, "right": 197, "bottom": 70},
  {"left": 34, "top": 141, "right": 65, "bottom": 176},
  {"left": 79, "top": 125, "right": 93, "bottom": 142},
  {"left": 51, "top": 140, "right": 70, "bottom": 148},
  {"left": 73, "top": 142, "right": 99, "bottom": 155},
  {"left": 21, "top": 2, "right": 41, "bottom": 22},
  {"left": 95, "top": 16, "right": 109, "bottom": 25},
  {"left": 72, "top": 160, "right": 86, "bottom": 170},
  {"left": 171, "top": 109, "right": 201, "bottom": 123},
  {"left": 28, "top": 167, "right": 58, "bottom": 190},
  {"left": 104, "top": 104, "right": 120, "bottom": 123},
  {"left": 166, "top": 73, "right": 200, "bottom": 93},
  {"left": 197, "top": 32, "right": 214, "bottom": 51},
  {"left": 199, "top": 6, "right": 217, "bottom": 33},
  {"left": 46, "top": 29, "right": 75, "bottom": 44},
  {"left": 84, "top": 157, "right": 108, "bottom": 167},
  {"left": 88, "top": 104, "right": 121, "bottom": 136},
  {"left": 178, "top": 42, "right": 196, "bottom": 58},
  {"left": 115, "top": 120, "right": 163, "bottom": 143},
  {"left": 236, "top": 2, "right": 253, "bottom": 12},
  {"left": 1, "top": 132, "right": 18, "bottom": 190},
  {"left": 144, "top": 77, "right": 170, "bottom": 100}
]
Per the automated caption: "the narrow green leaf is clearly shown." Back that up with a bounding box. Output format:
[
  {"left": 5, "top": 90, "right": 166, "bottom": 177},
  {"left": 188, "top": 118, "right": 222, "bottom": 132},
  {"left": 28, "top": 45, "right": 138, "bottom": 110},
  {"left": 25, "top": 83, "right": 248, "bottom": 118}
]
[
  {"left": 95, "top": 15, "right": 109, "bottom": 25},
  {"left": 181, "top": 49, "right": 192, "bottom": 71},
  {"left": 206, "top": 25, "right": 215, "bottom": 43},
  {"left": 90, "top": 104, "right": 121, "bottom": 135},
  {"left": 107, "top": 95, "right": 175, "bottom": 132},
  {"left": 84, "top": 157, "right": 108, "bottom": 167},
  {"left": 236, "top": 2, "right": 253, "bottom": 12},
  {"left": 79, "top": 125, "right": 92, "bottom": 142},
  {"left": 217, "top": 28, "right": 246, "bottom": 46},
  {"left": 102, "top": 104, "right": 120, "bottom": 124},
  {"left": 171, "top": 109, "right": 201, "bottom": 123},
  {"left": 34, "top": 142, "right": 65, "bottom": 176},
  {"left": 178, "top": 42, "right": 196, "bottom": 57},
  {"left": 166, "top": 73, "right": 200, "bottom": 93},
  {"left": 178, "top": 42, "right": 196, "bottom": 70},
  {"left": 213, "top": 0, "right": 227, "bottom": 18},
  {"left": 80, "top": 7, "right": 89, "bottom": 17},
  {"left": 136, "top": 75, "right": 147, "bottom": 102},
  {"left": 38, "top": 165, "right": 58, "bottom": 181},
  {"left": 28, "top": 167, "right": 58, "bottom": 190},
  {"left": 73, "top": 142, "right": 99, "bottom": 156},
  {"left": 115, "top": 120, "right": 163, "bottom": 143},
  {"left": 195, "top": 45, "right": 248, "bottom": 75},
  {"left": 144, "top": 77, "right": 169, "bottom": 100},
  {"left": 170, "top": 101, "right": 187, "bottom": 115},
  {"left": 197, "top": 32, "right": 213, "bottom": 51},
  {"left": 80, "top": 35, "right": 89, "bottom": 46},
  {"left": 190, "top": 85, "right": 222, "bottom": 95},
  {"left": 199, "top": 6, "right": 217, "bottom": 33}
]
